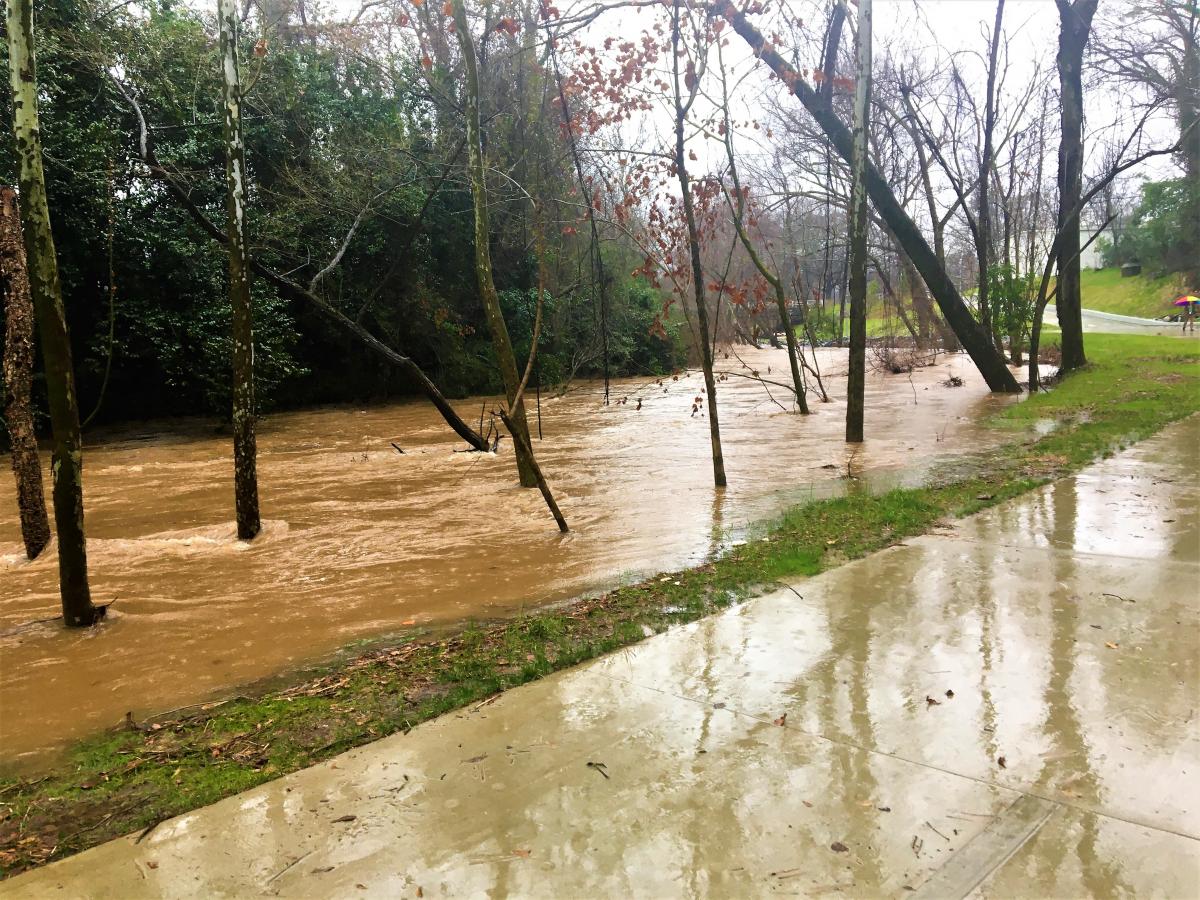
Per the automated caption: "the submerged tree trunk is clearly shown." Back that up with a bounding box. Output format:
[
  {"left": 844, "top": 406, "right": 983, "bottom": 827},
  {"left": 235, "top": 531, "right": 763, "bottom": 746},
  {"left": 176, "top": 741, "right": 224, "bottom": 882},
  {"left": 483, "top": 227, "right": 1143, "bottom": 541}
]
[
  {"left": 452, "top": 0, "right": 538, "bottom": 488},
  {"left": 845, "top": 0, "right": 872, "bottom": 443},
  {"left": 673, "top": 0, "right": 727, "bottom": 487},
  {"left": 218, "top": 0, "right": 261, "bottom": 539},
  {"left": 718, "top": 51, "right": 808, "bottom": 414},
  {"left": 7, "top": 0, "right": 100, "bottom": 626},
  {"left": 1, "top": 186, "right": 51, "bottom": 559},
  {"left": 1054, "top": 0, "right": 1098, "bottom": 373},
  {"left": 718, "top": 1, "right": 1020, "bottom": 393}
]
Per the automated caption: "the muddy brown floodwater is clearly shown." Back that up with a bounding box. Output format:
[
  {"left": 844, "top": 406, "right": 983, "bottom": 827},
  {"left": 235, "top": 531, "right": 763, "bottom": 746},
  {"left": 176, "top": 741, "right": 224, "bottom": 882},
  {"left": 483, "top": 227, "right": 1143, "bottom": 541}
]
[{"left": 1, "top": 347, "right": 1029, "bottom": 763}]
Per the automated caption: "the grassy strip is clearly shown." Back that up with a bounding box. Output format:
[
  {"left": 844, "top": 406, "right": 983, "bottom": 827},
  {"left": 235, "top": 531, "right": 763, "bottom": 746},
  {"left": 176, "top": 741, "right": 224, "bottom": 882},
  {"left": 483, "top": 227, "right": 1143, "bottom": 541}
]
[
  {"left": 1079, "top": 267, "right": 1182, "bottom": 319},
  {"left": 2, "top": 333, "right": 1197, "bottom": 877}
]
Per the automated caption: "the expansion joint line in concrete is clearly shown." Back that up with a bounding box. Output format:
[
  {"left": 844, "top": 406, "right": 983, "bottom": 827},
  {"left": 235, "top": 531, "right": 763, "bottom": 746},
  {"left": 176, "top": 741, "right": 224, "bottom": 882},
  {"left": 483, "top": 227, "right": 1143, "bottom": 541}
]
[
  {"left": 910, "top": 792, "right": 1059, "bottom": 898},
  {"left": 592, "top": 670, "right": 1200, "bottom": 844},
  {"left": 924, "top": 532, "right": 1200, "bottom": 570}
]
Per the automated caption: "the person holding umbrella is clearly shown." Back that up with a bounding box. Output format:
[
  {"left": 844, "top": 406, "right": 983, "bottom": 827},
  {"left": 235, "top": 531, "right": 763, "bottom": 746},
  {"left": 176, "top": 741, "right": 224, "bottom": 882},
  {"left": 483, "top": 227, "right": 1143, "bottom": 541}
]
[{"left": 1176, "top": 295, "right": 1199, "bottom": 334}]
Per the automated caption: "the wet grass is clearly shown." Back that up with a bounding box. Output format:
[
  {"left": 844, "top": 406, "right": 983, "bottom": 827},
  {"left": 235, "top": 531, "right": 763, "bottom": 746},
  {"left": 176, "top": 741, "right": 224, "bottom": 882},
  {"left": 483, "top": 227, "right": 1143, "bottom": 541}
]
[
  {"left": 1078, "top": 267, "right": 1182, "bottom": 319},
  {"left": 2, "top": 333, "right": 1197, "bottom": 877}
]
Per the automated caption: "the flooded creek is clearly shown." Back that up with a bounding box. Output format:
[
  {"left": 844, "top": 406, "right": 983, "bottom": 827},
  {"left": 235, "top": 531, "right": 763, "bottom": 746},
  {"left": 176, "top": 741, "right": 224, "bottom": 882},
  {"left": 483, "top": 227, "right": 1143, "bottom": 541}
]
[{"left": 1, "top": 347, "right": 1025, "bottom": 762}]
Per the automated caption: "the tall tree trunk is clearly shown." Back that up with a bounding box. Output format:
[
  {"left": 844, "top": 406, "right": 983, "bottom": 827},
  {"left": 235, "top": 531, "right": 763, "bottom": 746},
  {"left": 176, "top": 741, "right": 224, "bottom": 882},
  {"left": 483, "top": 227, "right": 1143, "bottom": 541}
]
[
  {"left": 901, "top": 254, "right": 938, "bottom": 348},
  {"left": 548, "top": 39, "right": 612, "bottom": 406},
  {"left": 451, "top": 0, "right": 538, "bottom": 488},
  {"left": 1176, "top": 9, "right": 1200, "bottom": 290},
  {"left": 978, "top": 0, "right": 1005, "bottom": 354},
  {"left": 1054, "top": 0, "right": 1098, "bottom": 373},
  {"left": 718, "top": 1, "right": 1021, "bottom": 393},
  {"left": 718, "top": 53, "right": 808, "bottom": 414},
  {"left": 1, "top": 186, "right": 51, "bottom": 560},
  {"left": 6, "top": 0, "right": 100, "bottom": 626},
  {"left": 845, "top": 0, "right": 872, "bottom": 443},
  {"left": 673, "top": 0, "right": 727, "bottom": 486},
  {"left": 218, "top": 0, "right": 261, "bottom": 539}
]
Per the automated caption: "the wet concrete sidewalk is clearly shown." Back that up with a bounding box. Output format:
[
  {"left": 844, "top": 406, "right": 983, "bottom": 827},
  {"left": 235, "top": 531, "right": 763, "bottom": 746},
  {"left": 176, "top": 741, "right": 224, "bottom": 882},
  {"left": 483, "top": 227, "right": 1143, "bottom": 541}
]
[{"left": 4, "top": 418, "right": 1198, "bottom": 899}]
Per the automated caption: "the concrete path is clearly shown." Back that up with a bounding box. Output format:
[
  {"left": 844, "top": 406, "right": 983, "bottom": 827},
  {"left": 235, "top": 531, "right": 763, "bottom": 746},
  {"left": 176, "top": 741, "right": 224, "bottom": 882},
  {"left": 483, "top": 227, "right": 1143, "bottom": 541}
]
[
  {"left": 1047, "top": 304, "right": 1192, "bottom": 336},
  {"left": 4, "top": 419, "right": 1198, "bottom": 899}
]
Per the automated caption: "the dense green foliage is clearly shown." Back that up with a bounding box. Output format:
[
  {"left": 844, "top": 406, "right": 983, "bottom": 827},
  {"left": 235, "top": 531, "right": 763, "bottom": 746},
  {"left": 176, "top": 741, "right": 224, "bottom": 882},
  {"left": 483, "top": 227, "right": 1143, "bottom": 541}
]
[
  {"left": 0, "top": 0, "right": 682, "bottom": 432},
  {"left": 1100, "top": 178, "right": 1200, "bottom": 283},
  {"left": 986, "top": 263, "right": 1036, "bottom": 350}
]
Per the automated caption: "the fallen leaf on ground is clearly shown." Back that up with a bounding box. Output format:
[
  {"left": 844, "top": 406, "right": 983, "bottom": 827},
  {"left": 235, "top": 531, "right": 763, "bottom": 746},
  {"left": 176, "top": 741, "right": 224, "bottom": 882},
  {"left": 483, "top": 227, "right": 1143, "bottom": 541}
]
[
  {"left": 773, "top": 713, "right": 788, "bottom": 726},
  {"left": 332, "top": 814, "right": 357, "bottom": 823},
  {"left": 830, "top": 841, "right": 849, "bottom": 853},
  {"left": 512, "top": 849, "right": 532, "bottom": 858},
  {"left": 925, "top": 696, "right": 941, "bottom": 707},
  {"left": 147, "top": 861, "right": 159, "bottom": 870},
  {"left": 1105, "top": 641, "right": 1119, "bottom": 650},
  {"left": 997, "top": 755, "right": 1007, "bottom": 769}
]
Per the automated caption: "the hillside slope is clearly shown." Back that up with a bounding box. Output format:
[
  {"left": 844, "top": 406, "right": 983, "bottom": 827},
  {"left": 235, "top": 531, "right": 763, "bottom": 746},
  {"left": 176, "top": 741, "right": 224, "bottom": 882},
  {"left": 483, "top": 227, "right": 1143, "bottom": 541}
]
[{"left": 1080, "top": 268, "right": 1184, "bottom": 318}]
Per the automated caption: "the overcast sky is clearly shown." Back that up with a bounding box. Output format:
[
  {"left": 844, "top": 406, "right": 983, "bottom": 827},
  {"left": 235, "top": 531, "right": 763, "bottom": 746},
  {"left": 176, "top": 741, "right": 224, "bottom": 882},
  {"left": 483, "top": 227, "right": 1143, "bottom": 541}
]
[{"left": 312, "top": 0, "right": 1182, "bottom": 187}]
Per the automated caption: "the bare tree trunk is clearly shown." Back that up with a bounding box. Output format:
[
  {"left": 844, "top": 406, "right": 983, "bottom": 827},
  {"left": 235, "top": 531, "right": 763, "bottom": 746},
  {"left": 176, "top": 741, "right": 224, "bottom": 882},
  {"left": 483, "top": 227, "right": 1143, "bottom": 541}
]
[
  {"left": 901, "top": 254, "right": 937, "bottom": 347},
  {"left": 548, "top": 39, "right": 612, "bottom": 406},
  {"left": 6, "top": 0, "right": 100, "bottom": 626},
  {"left": 845, "top": 0, "right": 872, "bottom": 443},
  {"left": 873, "top": 254, "right": 919, "bottom": 343},
  {"left": 673, "top": 0, "right": 727, "bottom": 487},
  {"left": 452, "top": 0, "right": 538, "bottom": 488},
  {"left": 978, "top": 0, "right": 1005, "bottom": 354},
  {"left": 218, "top": 0, "right": 261, "bottom": 540},
  {"left": 719, "top": 1, "right": 1021, "bottom": 393},
  {"left": 1054, "top": 0, "right": 1098, "bottom": 373},
  {"left": 1, "top": 186, "right": 51, "bottom": 560},
  {"left": 1180, "top": 11, "right": 1200, "bottom": 290},
  {"left": 717, "top": 50, "right": 808, "bottom": 414}
]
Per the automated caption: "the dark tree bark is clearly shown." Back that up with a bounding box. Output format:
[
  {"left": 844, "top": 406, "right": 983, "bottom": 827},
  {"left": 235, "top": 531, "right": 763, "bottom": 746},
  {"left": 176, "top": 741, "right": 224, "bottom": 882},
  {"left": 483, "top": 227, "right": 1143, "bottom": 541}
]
[
  {"left": 218, "top": 0, "right": 261, "bottom": 540},
  {"left": 1, "top": 185, "right": 51, "bottom": 560},
  {"left": 717, "top": 51, "right": 808, "bottom": 414},
  {"left": 1054, "top": 0, "right": 1099, "bottom": 373},
  {"left": 452, "top": 0, "right": 539, "bottom": 488},
  {"left": 674, "top": 0, "right": 727, "bottom": 487},
  {"left": 846, "top": 0, "right": 872, "bottom": 443},
  {"left": 7, "top": 0, "right": 101, "bottom": 626},
  {"left": 978, "top": 0, "right": 1006, "bottom": 353},
  {"left": 716, "top": 1, "right": 1021, "bottom": 393},
  {"left": 549, "top": 39, "right": 612, "bottom": 406}
]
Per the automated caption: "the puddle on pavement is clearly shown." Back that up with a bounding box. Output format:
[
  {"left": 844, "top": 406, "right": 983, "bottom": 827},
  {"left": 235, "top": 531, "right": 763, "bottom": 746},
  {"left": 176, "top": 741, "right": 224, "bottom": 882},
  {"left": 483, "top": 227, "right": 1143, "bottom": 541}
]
[{"left": 1, "top": 347, "right": 1028, "bottom": 762}]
